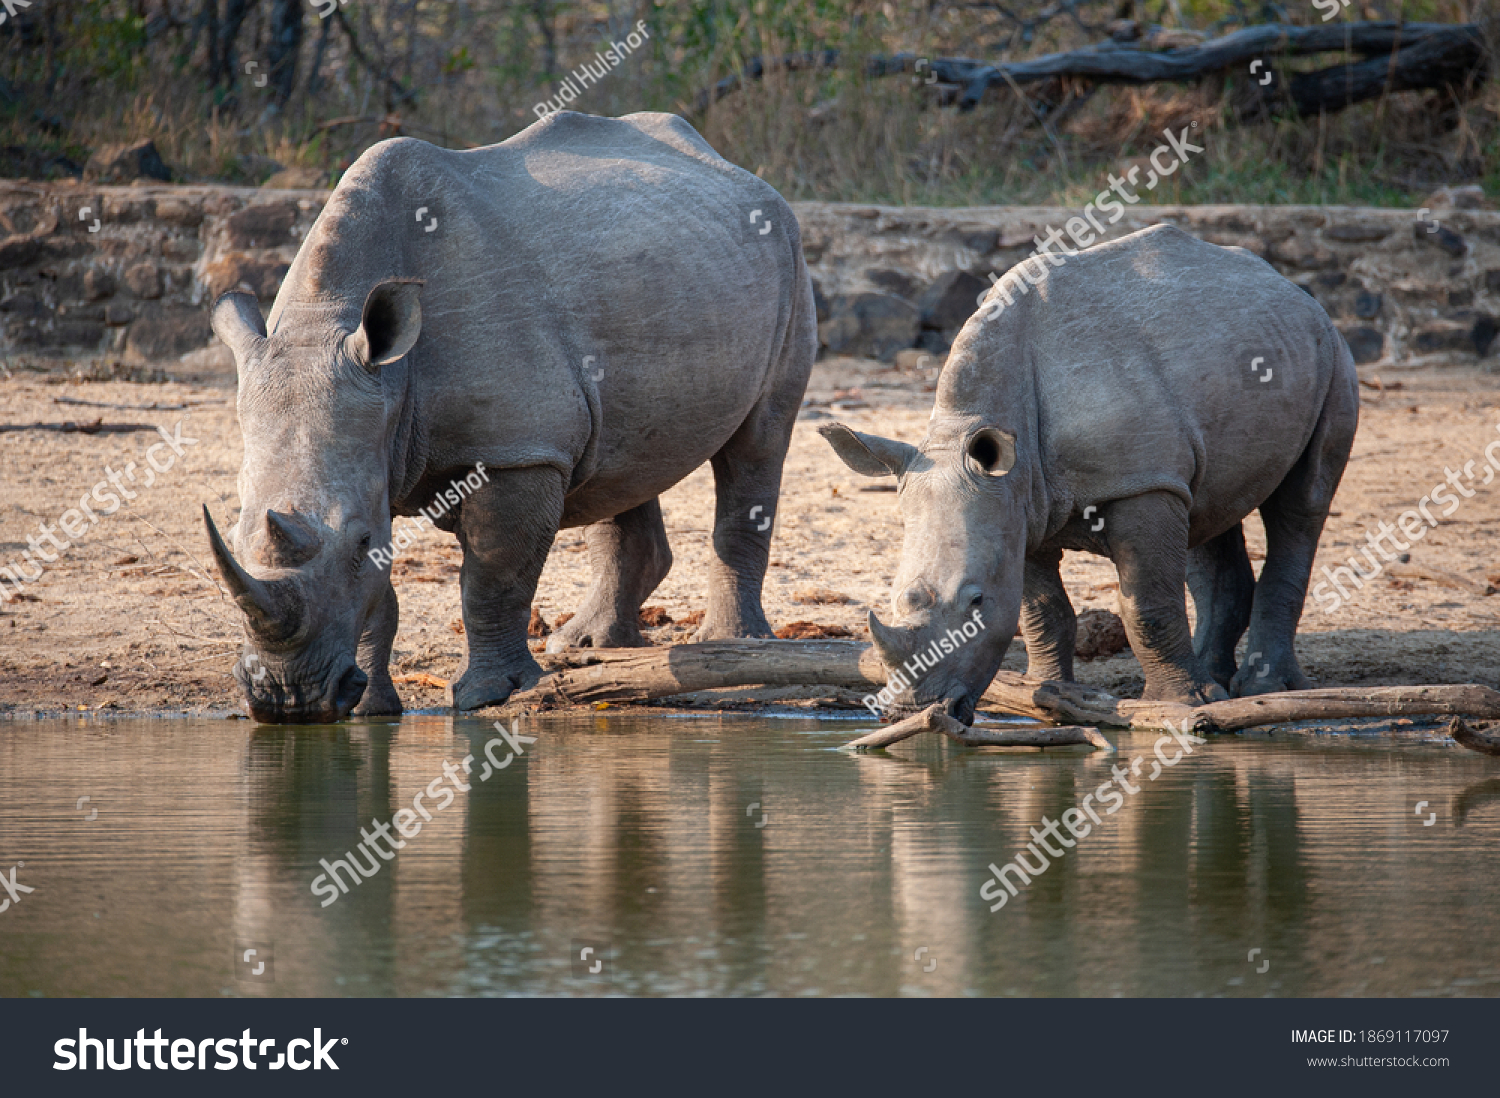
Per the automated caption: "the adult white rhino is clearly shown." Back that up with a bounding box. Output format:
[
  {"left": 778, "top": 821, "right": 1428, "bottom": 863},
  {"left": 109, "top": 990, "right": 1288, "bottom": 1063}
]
[
  {"left": 206, "top": 111, "right": 816, "bottom": 723},
  {"left": 821, "top": 224, "right": 1359, "bottom": 721}
]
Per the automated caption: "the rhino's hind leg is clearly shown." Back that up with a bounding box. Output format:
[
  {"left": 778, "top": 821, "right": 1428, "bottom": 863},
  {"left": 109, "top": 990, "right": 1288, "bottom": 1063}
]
[
  {"left": 1020, "top": 549, "right": 1077, "bottom": 682},
  {"left": 1187, "top": 524, "right": 1255, "bottom": 691},
  {"left": 450, "top": 466, "right": 565, "bottom": 711},
  {"left": 1107, "top": 492, "right": 1230, "bottom": 706},
  {"left": 353, "top": 581, "right": 403, "bottom": 716},
  {"left": 546, "top": 499, "right": 673, "bottom": 651}
]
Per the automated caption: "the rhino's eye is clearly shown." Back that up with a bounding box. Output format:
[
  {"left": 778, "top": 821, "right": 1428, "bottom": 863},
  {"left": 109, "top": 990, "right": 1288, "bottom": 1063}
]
[{"left": 966, "top": 428, "right": 1016, "bottom": 477}]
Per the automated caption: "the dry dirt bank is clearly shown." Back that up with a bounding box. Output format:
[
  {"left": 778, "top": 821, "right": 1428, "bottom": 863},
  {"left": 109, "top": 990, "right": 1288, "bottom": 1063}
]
[{"left": 1, "top": 357, "right": 1497, "bottom": 719}]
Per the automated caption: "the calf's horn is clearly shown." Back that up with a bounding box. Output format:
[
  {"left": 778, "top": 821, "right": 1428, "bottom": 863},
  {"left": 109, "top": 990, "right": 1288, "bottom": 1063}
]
[
  {"left": 203, "top": 505, "right": 303, "bottom": 644},
  {"left": 868, "top": 610, "right": 915, "bottom": 671}
]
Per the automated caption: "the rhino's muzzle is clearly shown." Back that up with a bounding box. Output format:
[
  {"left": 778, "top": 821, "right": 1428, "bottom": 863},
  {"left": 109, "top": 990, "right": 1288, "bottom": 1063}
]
[
  {"left": 240, "top": 659, "right": 367, "bottom": 724},
  {"left": 867, "top": 608, "right": 989, "bottom": 726}
]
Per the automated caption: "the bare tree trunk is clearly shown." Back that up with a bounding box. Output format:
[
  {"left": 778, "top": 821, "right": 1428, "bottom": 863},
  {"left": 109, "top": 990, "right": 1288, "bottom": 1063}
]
[
  {"left": 267, "top": 0, "right": 303, "bottom": 103},
  {"left": 215, "top": 0, "right": 256, "bottom": 91},
  {"left": 532, "top": 0, "right": 557, "bottom": 80},
  {"left": 306, "top": 13, "right": 332, "bottom": 97}
]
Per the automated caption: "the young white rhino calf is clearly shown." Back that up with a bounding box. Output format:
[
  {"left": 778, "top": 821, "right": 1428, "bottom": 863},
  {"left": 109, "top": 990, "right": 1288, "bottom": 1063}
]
[
  {"left": 821, "top": 224, "right": 1358, "bottom": 722},
  {"left": 207, "top": 111, "right": 815, "bottom": 723}
]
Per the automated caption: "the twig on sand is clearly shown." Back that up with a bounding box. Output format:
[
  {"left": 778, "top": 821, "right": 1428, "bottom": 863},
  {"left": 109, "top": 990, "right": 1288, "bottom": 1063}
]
[
  {"left": 0, "top": 420, "right": 161, "bottom": 434},
  {"left": 394, "top": 672, "right": 449, "bottom": 690}
]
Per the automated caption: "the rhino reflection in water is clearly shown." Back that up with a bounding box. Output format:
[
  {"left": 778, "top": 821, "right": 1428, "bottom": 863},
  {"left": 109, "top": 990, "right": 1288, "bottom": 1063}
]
[
  {"left": 206, "top": 111, "right": 815, "bottom": 723},
  {"left": 823, "top": 224, "right": 1359, "bottom": 722}
]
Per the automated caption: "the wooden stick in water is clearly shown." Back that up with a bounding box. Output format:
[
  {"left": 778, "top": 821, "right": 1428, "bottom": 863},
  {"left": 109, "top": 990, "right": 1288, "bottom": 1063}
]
[{"left": 843, "top": 703, "right": 1113, "bottom": 751}]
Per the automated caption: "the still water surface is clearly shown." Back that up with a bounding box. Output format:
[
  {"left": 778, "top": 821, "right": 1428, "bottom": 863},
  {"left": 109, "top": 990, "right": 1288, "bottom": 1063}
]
[{"left": 1, "top": 713, "right": 1497, "bottom": 997}]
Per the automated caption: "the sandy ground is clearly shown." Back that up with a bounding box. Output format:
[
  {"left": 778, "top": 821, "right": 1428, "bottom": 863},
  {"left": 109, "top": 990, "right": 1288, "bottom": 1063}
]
[{"left": 1, "top": 355, "right": 1498, "bottom": 718}]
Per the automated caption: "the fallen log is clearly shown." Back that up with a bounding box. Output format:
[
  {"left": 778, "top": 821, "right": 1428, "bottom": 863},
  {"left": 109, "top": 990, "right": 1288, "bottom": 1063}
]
[
  {"left": 522, "top": 640, "right": 1203, "bottom": 731},
  {"left": 517, "top": 641, "right": 1500, "bottom": 737},
  {"left": 842, "top": 703, "right": 1113, "bottom": 751},
  {"left": 1196, "top": 684, "right": 1500, "bottom": 731},
  {"left": 686, "top": 22, "right": 1484, "bottom": 116}
]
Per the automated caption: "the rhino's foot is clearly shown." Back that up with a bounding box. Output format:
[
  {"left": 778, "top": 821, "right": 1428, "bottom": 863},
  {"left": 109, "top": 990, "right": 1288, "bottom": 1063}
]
[
  {"left": 353, "top": 676, "right": 403, "bottom": 717},
  {"left": 694, "top": 613, "right": 775, "bottom": 643},
  {"left": 545, "top": 614, "right": 647, "bottom": 653},
  {"left": 1231, "top": 655, "right": 1312, "bottom": 697},
  {"left": 449, "top": 658, "right": 543, "bottom": 711},
  {"left": 1142, "top": 677, "right": 1230, "bottom": 706}
]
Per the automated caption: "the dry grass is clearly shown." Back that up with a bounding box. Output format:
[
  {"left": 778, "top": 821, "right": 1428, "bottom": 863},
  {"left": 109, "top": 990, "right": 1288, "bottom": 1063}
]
[{"left": 0, "top": 0, "right": 1494, "bottom": 205}]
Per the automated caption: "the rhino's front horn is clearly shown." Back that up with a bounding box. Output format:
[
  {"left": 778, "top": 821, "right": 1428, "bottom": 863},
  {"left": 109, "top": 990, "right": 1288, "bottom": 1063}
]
[
  {"left": 264, "top": 508, "right": 323, "bottom": 568},
  {"left": 868, "top": 610, "right": 914, "bottom": 671},
  {"left": 203, "top": 505, "right": 303, "bottom": 644}
]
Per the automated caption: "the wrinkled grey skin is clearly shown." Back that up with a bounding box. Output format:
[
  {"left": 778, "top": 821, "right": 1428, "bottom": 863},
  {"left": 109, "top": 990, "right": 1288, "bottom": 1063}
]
[
  {"left": 822, "top": 224, "right": 1358, "bottom": 722},
  {"left": 207, "top": 111, "right": 815, "bottom": 723}
]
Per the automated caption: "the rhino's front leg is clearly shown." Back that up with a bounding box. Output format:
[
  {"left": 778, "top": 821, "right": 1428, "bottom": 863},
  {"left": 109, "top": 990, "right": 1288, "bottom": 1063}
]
[
  {"left": 1106, "top": 492, "right": 1229, "bottom": 706},
  {"left": 450, "top": 466, "right": 566, "bottom": 711},
  {"left": 353, "top": 581, "right": 402, "bottom": 716},
  {"left": 1019, "top": 548, "right": 1077, "bottom": 682}
]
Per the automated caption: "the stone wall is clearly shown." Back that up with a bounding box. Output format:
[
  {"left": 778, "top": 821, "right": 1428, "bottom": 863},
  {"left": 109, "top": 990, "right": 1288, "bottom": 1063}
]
[{"left": 1, "top": 181, "right": 1495, "bottom": 376}]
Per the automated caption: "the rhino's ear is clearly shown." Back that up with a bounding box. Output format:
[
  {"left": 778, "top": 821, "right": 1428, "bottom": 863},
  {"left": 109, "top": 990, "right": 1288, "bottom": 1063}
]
[
  {"left": 210, "top": 293, "right": 267, "bottom": 363},
  {"left": 350, "top": 279, "right": 423, "bottom": 373},
  {"left": 817, "top": 423, "right": 916, "bottom": 477}
]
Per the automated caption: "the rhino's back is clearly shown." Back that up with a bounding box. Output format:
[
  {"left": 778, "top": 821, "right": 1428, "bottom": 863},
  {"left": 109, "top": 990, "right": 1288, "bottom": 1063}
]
[
  {"left": 947, "top": 224, "right": 1352, "bottom": 539},
  {"left": 275, "top": 113, "right": 807, "bottom": 522}
]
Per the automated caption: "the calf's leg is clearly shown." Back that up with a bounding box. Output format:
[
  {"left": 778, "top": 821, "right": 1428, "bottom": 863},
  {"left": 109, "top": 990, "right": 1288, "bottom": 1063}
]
[
  {"left": 1019, "top": 548, "right": 1077, "bottom": 682},
  {"left": 450, "top": 465, "right": 565, "bottom": 711},
  {"left": 1106, "top": 492, "right": 1229, "bottom": 705}
]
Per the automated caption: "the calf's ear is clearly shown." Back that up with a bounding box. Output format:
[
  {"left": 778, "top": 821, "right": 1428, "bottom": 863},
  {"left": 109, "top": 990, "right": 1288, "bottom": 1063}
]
[
  {"left": 350, "top": 279, "right": 423, "bottom": 373},
  {"left": 817, "top": 423, "right": 917, "bottom": 477},
  {"left": 211, "top": 293, "right": 268, "bottom": 363}
]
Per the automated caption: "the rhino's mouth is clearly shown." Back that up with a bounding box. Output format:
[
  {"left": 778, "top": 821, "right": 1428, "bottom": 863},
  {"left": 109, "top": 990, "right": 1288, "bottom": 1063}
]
[{"left": 239, "top": 660, "right": 367, "bottom": 724}]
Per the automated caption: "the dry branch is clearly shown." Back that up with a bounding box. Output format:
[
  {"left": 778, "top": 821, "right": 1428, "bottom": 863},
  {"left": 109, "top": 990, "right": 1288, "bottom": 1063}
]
[
  {"left": 688, "top": 22, "right": 1483, "bottom": 116},
  {"left": 0, "top": 420, "right": 162, "bottom": 434},
  {"left": 1447, "top": 716, "right": 1500, "bottom": 756}
]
